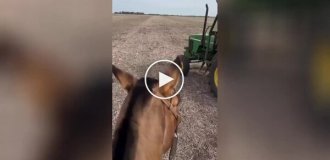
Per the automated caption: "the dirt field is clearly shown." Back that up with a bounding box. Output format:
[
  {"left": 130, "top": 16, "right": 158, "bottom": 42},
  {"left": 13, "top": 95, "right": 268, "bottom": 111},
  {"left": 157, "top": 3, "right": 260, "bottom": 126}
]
[{"left": 112, "top": 15, "right": 217, "bottom": 160}]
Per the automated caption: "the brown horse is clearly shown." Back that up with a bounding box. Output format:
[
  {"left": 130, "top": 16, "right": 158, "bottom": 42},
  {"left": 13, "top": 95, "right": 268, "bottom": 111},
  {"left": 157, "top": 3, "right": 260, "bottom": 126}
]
[{"left": 112, "top": 56, "right": 183, "bottom": 160}]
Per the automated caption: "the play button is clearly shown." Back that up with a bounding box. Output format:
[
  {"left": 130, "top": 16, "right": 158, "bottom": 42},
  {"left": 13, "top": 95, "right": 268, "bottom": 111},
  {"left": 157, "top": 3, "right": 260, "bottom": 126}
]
[
  {"left": 159, "top": 72, "right": 174, "bottom": 88},
  {"left": 144, "top": 59, "right": 184, "bottom": 99}
]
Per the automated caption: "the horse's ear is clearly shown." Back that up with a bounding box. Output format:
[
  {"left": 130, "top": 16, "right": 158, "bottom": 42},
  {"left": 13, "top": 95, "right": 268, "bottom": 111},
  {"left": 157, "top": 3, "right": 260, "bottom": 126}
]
[
  {"left": 159, "top": 55, "right": 183, "bottom": 96},
  {"left": 112, "top": 65, "right": 137, "bottom": 92}
]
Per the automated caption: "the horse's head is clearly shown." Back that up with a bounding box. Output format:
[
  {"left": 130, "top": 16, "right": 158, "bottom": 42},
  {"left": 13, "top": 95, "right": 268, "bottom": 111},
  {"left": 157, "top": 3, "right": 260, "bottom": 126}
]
[
  {"left": 112, "top": 56, "right": 183, "bottom": 160},
  {"left": 112, "top": 56, "right": 183, "bottom": 108}
]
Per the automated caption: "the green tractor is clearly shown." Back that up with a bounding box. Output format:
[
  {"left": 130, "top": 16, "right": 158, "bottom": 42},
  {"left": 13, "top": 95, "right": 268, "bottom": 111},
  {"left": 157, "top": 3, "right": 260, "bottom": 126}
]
[{"left": 181, "top": 4, "right": 218, "bottom": 96}]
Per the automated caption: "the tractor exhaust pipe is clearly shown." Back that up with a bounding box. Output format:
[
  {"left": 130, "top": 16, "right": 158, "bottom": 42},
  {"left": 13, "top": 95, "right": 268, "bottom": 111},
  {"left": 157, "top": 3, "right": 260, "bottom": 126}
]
[{"left": 201, "top": 4, "right": 209, "bottom": 48}]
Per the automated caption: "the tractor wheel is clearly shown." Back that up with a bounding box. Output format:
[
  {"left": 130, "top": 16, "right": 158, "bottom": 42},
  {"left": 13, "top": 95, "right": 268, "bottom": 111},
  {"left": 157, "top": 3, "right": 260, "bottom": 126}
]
[
  {"left": 182, "top": 56, "right": 190, "bottom": 76},
  {"left": 209, "top": 59, "right": 218, "bottom": 97}
]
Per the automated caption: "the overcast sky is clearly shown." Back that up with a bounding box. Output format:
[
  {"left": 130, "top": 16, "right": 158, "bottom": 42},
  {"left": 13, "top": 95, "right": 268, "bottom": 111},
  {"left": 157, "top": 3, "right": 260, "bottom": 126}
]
[{"left": 113, "top": 0, "right": 218, "bottom": 16}]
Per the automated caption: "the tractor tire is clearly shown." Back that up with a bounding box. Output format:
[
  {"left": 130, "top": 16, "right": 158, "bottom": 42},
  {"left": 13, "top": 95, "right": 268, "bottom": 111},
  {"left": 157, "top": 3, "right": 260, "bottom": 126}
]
[
  {"left": 182, "top": 56, "right": 190, "bottom": 76},
  {"left": 209, "top": 59, "right": 218, "bottom": 97}
]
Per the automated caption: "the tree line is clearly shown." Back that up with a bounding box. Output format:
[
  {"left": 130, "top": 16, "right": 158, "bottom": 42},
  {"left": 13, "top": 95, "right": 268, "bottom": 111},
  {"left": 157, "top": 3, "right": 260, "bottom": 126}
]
[{"left": 113, "top": 11, "right": 210, "bottom": 17}]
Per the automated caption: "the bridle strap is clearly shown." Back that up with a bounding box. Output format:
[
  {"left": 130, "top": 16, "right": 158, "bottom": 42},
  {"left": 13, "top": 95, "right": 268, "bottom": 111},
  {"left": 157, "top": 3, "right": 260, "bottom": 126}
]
[
  {"left": 153, "top": 90, "right": 180, "bottom": 160},
  {"left": 153, "top": 90, "right": 180, "bottom": 121},
  {"left": 161, "top": 99, "right": 179, "bottom": 120},
  {"left": 161, "top": 98, "right": 180, "bottom": 160}
]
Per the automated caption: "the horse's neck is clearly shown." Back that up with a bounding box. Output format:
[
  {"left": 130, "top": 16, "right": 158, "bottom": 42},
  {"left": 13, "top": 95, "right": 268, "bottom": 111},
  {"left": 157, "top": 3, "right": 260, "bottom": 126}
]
[
  {"left": 113, "top": 101, "right": 165, "bottom": 160},
  {"left": 135, "top": 105, "right": 165, "bottom": 160}
]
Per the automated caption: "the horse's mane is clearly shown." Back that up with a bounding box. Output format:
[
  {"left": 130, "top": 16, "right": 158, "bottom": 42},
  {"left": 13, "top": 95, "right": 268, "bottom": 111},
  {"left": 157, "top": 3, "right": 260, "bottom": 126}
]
[{"left": 112, "top": 77, "right": 158, "bottom": 160}]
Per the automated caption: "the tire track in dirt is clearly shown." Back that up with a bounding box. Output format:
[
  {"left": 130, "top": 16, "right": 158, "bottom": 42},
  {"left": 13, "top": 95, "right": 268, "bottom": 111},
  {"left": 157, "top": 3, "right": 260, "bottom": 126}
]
[{"left": 112, "top": 15, "right": 217, "bottom": 160}]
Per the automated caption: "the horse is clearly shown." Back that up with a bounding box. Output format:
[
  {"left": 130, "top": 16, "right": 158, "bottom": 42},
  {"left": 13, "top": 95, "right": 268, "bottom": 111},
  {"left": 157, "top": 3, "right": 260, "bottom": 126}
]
[{"left": 112, "top": 56, "right": 183, "bottom": 160}]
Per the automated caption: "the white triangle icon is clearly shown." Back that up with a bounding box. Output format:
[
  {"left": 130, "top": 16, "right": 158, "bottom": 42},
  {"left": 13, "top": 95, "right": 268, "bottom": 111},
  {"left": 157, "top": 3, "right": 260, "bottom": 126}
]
[{"left": 159, "top": 72, "right": 174, "bottom": 88}]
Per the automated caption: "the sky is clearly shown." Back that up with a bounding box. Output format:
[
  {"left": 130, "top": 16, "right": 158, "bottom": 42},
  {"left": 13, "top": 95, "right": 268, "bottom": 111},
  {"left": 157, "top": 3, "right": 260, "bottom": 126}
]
[{"left": 113, "top": 0, "right": 218, "bottom": 16}]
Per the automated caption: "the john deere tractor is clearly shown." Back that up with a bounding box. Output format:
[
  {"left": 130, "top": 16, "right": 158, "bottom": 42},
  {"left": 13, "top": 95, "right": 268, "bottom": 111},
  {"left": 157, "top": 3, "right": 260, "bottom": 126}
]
[{"left": 181, "top": 3, "right": 218, "bottom": 96}]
